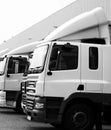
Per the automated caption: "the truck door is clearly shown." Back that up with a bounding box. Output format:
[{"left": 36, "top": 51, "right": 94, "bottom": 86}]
[
  {"left": 5, "top": 57, "right": 27, "bottom": 91},
  {"left": 44, "top": 42, "right": 81, "bottom": 98},
  {"left": 81, "top": 44, "right": 102, "bottom": 93}
]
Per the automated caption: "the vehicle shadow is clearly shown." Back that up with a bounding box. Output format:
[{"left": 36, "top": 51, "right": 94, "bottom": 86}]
[
  {"left": 0, "top": 108, "right": 24, "bottom": 115},
  {"left": 26, "top": 127, "right": 61, "bottom": 130}
]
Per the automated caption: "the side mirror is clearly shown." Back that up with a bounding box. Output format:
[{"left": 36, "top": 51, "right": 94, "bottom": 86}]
[
  {"left": 23, "top": 72, "right": 27, "bottom": 77},
  {"left": 47, "top": 71, "right": 52, "bottom": 76},
  {"left": 7, "top": 73, "right": 10, "bottom": 78}
]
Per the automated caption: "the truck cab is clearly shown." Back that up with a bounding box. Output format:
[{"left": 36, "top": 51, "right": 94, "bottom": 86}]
[
  {"left": 21, "top": 53, "right": 33, "bottom": 113},
  {"left": 0, "top": 41, "right": 38, "bottom": 113},
  {"left": 0, "top": 55, "right": 28, "bottom": 112},
  {"left": 24, "top": 8, "right": 111, "bottom": 130},
  {"left": 25, "top": 40, "right": 104, "bottom": 126}
]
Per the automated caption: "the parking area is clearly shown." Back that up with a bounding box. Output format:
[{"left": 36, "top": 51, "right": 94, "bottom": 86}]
[{"left": 0, "top": 108, "right": 110, "bottom": 130}]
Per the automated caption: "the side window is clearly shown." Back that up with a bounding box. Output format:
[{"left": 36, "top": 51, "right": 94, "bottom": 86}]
[
  {"left": 49, "top": 44, "right": 78, "bottom": 71},
  {"left": 7, "top": 57, "right": 27, "bottom": 74},
  {"left": 18, "top": 59, "right": 27, "bottom": 73},
  {"left": 57, "top": 46, "right": 78, "bottom": 70},
  {"left": 49, "top": 46, "right": 58, "bottom": 70},
  {"left": 7, "top": 59, "right": 18, "bottom": 74},
  {"left": 89, "top": 47, "right": 98, "bottom": 70}
]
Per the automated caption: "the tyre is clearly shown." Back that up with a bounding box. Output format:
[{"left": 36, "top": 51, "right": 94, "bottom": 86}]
[{"left": 63, "top": 103, "right": 95, "bottom": 130}]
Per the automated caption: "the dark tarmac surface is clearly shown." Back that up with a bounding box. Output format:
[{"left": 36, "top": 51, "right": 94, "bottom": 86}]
[
  {"left": 0, "top": 108, "right": 110, "bottom": 130},
  {"left": 0, "top": 108, "right": 60, "bottom": 130}
]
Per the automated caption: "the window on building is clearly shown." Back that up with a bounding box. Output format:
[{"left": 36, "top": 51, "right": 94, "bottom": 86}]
[{"left": 89, "top": 47, "right": 98, "bottom": 70}]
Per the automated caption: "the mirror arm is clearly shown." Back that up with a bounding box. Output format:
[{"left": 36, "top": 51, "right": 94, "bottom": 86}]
[
  {"left": 7, "top": 73, "right": 10, "bottom": 77},
  {"left": 47, "top": 70, "right": 52, "bottom": 76}
]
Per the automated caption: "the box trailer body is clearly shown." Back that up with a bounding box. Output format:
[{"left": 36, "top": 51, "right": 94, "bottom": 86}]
[{"left": 24, "top": 8, "right": 111, "bottom": 129}]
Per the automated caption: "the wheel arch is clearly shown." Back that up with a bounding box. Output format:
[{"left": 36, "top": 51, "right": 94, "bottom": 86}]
[{"left": 60, "top": 92, "right": 102, "bottom": 122}]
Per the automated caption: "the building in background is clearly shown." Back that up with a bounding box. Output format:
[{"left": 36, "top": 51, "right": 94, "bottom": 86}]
[{"left": 0, "top": 0, "right": 111, "bottom": 55}]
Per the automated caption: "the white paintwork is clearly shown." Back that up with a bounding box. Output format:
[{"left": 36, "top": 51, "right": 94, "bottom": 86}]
[
  {"left": 7, "top": 41, "right": 39, "bottom": 55},
  {"left": 0, "top": 0, "right": 111, "bottom": 55},
  {"left": 3, "top": 42, "right": 38, "bottom": 90},
  {"left": 28, "top": 8, "right": 111, "bottom": 99},
  {"left": 103, "top": 45, "right": 111, "bottom": 94},
  {"left": 5, "top": 73, "right": 23, "bottom": 91},
  {"left": 0, "top": 49, "right": 9, "bottom": 56},
  {"left": 44, "top": 42, "right": 81, "bottom": 98},
  {"left": 25, "top": 5, "right": 111, "bottom": 124},
  {"left": 0, "top": 76, "right": 5, "bottom": 90},
  {"left": 0, "top": 0, "right": 110, "bottom": 60},
  {"left": 0, "top": 91, "right": 6, "bottom": 106},
  {"left": 1, "top": 41, "right": 38, "bottom": 91},
  {"left": 42, "top": 42, "right": 103, "bottom": 99},
  {"left": 0, "top": 41, "right": 38, "bottom": 107},
  {"left": 58, "top": 27, "right": 99, "bottom": 41},
  {"left": 29, "top": 41, "right": 104, "bottom": 100},
  {"left": 81, "top": 44, "right": 102, "bottom": 93},
  {"left": 45, "top": 8, "right": 108, "bottom": 41}
]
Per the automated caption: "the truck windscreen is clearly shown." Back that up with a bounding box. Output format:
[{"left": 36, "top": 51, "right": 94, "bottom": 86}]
[
  {"left": 0, "top": 57, "right": 6, "bottom": 75},
  {"left": 28, "top": 45, "right": 48, "bottom": 73}
]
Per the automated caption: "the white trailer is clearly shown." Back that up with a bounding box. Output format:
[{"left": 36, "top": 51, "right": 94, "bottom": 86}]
[{"left": 24, "top": 8, "right": 111, "bottom": 129}]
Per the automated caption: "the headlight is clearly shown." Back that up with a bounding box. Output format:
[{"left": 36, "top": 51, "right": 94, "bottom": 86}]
[
  {"left": 34, "top": 103, "right": 44, "bottom": 109},
  {"left": 34, "top": 97, "right": 45, "bottom": 109}
]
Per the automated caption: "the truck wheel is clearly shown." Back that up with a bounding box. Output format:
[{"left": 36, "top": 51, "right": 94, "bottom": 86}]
[
  {"left": 14, "top": 94, "right": 23, "bottom": 113},
  {"left": 63, "top": 103, "right": 95, "bottom": 130}
]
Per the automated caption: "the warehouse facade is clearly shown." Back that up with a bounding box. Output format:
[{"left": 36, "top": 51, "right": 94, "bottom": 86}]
[{"left": 0, "top": 0, "right": 111, "bottom": 55}]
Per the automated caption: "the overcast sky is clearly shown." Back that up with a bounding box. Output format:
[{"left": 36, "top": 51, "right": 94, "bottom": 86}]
[{"left": 0, "top": 0, "right": 75, "bottom": 43}]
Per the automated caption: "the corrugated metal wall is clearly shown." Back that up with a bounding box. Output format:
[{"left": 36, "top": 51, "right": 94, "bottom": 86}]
[
  {"left": 76, "top": 0, "right": 111, "bottom": 20},
  {"left": 0, "top": 0, "right": 111, "bottom": 54}
]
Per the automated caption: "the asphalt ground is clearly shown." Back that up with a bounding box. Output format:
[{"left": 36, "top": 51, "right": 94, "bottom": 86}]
[{"left": 0, "top": 108, "right": 110, "bottom": 130}]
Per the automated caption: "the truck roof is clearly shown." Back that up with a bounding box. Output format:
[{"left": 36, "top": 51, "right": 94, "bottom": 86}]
[
  {"left": 45, "top": 7, "right": 108, "bottom": 42},
  {"left": 0, "top": 0, "right": 111, "bottom": 56},
  {"left": 6, "top": 41, "right": 39, "bottom": 56}
]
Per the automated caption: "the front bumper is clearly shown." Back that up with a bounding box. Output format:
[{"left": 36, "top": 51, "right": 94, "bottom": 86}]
[
  {"left": 26, "top": 107, "right": 46, "bottom": 122},
  {"left": 25, "top": 97, "right": 46, "bottom": 122},
  {"left": 25, "top": 96, "right": 63, "bottom": 123}
]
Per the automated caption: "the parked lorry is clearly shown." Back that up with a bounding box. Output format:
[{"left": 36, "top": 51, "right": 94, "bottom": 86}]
[
  {"left": 0, "top": 42, "right": 38, "bottom": 112},
  {"left": 24, "top": 8, "right": 111, "bottom": 129}
]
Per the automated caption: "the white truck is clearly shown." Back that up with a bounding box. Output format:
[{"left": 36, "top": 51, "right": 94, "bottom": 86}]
[
  {"left": 24, "top": 8, "right": 111, "bottom": 129},
  {"left": 0, "top": 42, "right": 37, "bottom": 112}
]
